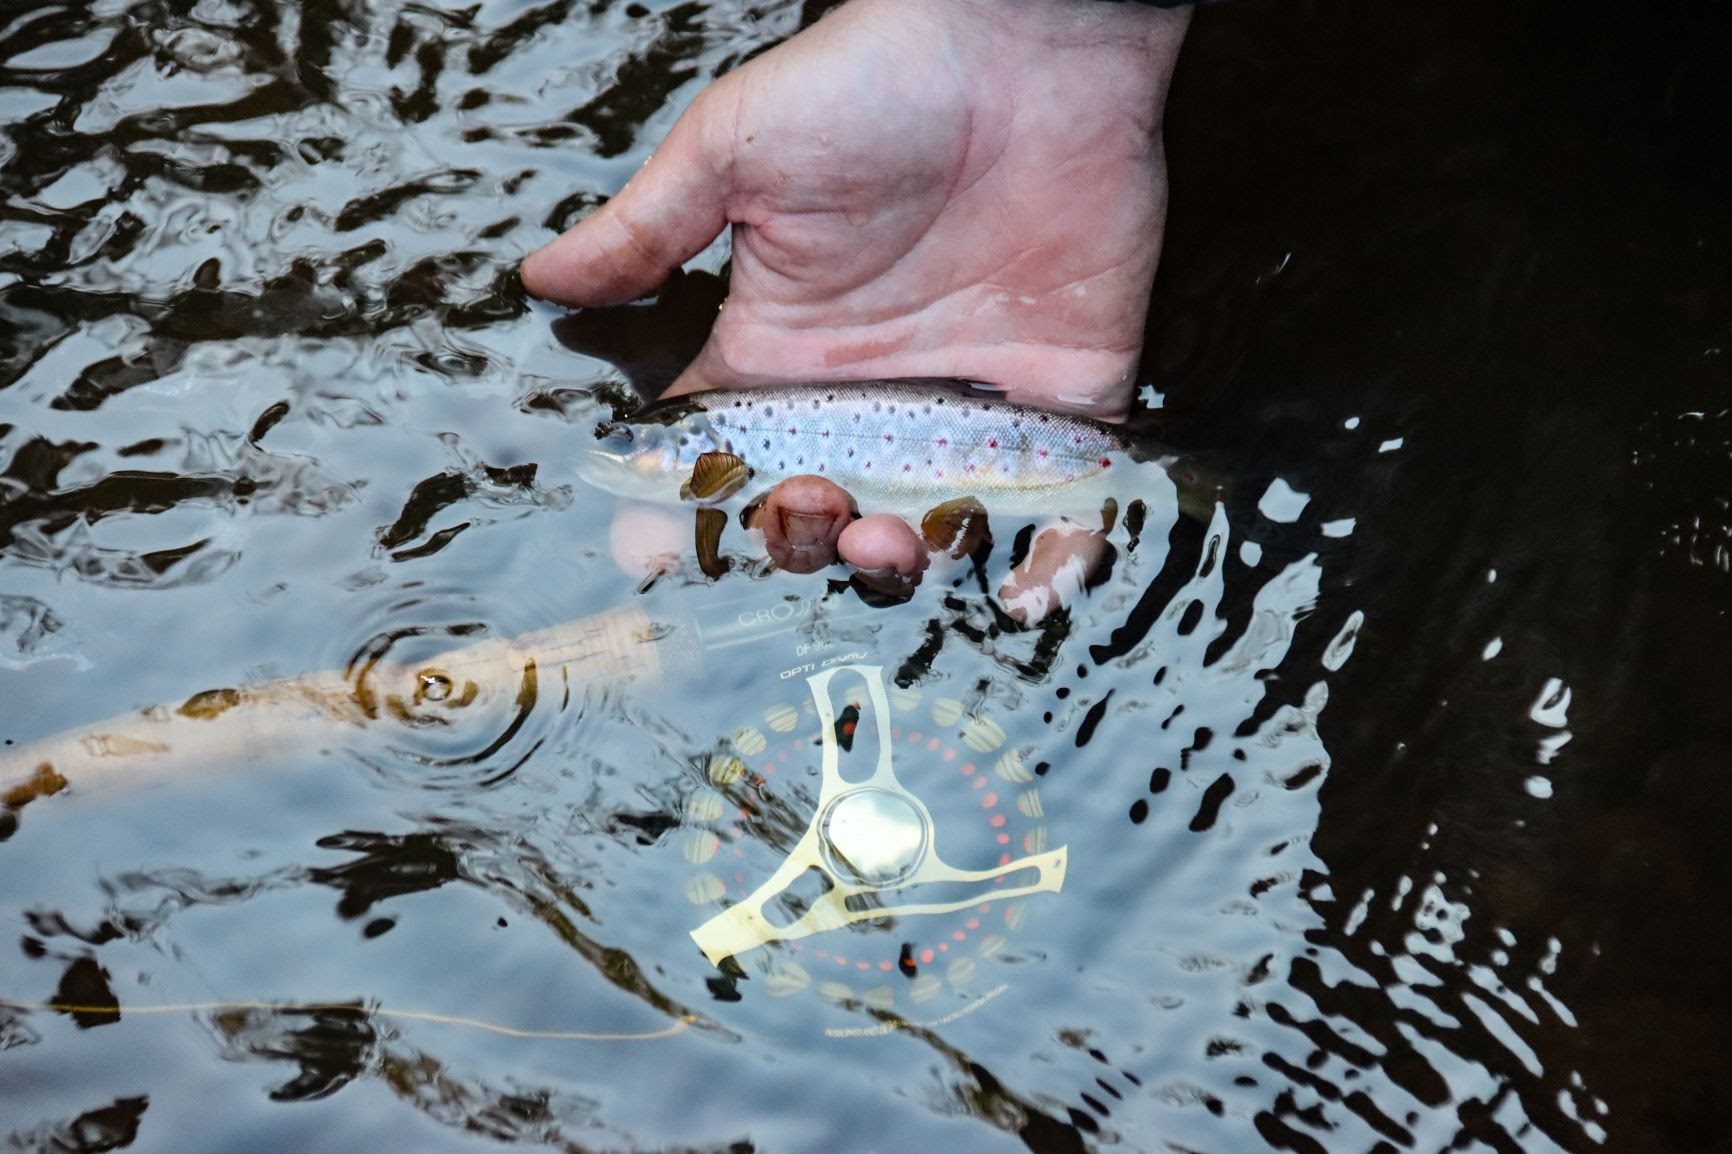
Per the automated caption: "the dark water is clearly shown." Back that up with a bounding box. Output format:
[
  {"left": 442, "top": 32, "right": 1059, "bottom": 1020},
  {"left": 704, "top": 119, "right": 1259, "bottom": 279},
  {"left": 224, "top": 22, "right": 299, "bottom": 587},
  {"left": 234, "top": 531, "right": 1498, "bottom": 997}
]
[{"left": 2, "top": 0, "right": 1728, "bottom": 1151}]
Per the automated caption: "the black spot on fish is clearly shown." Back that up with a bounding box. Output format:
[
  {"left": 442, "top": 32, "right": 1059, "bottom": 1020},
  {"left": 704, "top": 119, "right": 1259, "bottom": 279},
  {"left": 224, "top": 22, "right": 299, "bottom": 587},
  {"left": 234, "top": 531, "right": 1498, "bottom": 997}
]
[{"left": 762, "top": 439, "right": 771, "bottom": 450}]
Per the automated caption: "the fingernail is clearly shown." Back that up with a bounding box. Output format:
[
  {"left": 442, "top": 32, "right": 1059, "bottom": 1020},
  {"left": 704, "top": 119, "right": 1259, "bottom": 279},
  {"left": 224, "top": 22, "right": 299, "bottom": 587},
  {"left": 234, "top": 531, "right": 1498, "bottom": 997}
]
[{"left": 779, "top": 509, "right": 839, "bottom": 549}]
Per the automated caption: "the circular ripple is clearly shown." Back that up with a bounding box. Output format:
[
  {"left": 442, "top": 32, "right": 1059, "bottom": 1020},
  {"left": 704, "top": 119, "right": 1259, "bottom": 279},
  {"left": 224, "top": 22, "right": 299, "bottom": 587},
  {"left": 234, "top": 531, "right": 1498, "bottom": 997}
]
[{"left": 328, "top": 585, "right": 562, "bottom": 790}]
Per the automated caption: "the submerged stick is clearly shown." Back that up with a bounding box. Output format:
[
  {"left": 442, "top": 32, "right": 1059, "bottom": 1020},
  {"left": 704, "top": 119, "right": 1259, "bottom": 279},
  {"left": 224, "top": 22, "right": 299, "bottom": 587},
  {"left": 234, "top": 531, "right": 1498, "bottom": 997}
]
[{"left": 1, "top": 604, "right": 665, "bottom": 801}]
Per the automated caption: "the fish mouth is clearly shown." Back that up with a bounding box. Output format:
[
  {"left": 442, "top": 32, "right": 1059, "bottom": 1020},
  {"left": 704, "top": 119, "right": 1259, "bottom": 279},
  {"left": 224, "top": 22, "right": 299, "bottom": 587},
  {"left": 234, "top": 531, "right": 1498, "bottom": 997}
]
[
  {"left": 576, "top": 421, "right": 681, "bottom": 500},
  {"left": 594, "top": 420, "right": 633, "bottom": 446}
]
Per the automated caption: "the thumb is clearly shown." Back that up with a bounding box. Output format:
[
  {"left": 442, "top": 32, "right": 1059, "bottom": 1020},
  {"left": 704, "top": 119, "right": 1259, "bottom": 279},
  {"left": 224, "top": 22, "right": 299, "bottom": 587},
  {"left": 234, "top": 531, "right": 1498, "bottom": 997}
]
[{"left": 521, "top": 94, "right": 731, "bottom": 307}]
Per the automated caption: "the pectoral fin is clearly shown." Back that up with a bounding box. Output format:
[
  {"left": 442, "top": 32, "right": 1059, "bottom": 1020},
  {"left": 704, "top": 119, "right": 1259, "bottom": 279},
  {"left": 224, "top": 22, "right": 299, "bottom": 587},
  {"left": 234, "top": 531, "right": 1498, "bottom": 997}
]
[
  {"left": 682, "top": 451, "right": 752, "bottom": 503},
  {"left": 920, "top": 496, "right": 991, "bottom": 558}
]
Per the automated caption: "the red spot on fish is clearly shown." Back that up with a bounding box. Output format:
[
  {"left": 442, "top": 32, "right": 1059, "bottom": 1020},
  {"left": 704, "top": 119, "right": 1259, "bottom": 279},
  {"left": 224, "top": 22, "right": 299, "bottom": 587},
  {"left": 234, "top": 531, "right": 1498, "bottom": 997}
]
[
  {"left": 884, "top": 433, "right": 894, "bottom": 442},
  {"left": 937, "top": 438, "right": 948, "bottom": 447},
  {"left": 987, "top": 439, "right": 998, "bottom": 448},
  {"left": 1100, "top": 458, "right": 1111, "bottom": 467},
  {"left": 903, "top": 464, "right": 911, "bottom": 472},
  {"left": 1038, "top": 449, "right": 1048, "bottom": 458}
]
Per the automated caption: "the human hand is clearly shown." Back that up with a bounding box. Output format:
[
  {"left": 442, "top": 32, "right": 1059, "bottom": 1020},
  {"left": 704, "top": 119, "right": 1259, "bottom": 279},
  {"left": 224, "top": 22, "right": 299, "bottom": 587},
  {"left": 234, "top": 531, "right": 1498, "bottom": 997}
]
[
  {"left": 527, "top": 0, "right": 1187, "bottom": 610},
  {"left": 523, "top": 0, "right": 1189, "bottom": 419}
]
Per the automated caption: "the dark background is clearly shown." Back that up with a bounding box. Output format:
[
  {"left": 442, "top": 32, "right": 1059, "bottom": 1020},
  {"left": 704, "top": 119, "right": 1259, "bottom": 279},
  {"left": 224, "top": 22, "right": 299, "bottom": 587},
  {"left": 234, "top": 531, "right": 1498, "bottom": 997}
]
[{"left": 1156, "top": 1, "right": 1732, "bottom": 1150}]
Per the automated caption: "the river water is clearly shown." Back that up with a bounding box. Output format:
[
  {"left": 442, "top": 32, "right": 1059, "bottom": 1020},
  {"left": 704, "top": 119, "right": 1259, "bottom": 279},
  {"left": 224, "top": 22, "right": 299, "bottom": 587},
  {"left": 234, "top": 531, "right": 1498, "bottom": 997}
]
[{"left": 1, "top": 0, "right": 1728, "bottom": 1151}]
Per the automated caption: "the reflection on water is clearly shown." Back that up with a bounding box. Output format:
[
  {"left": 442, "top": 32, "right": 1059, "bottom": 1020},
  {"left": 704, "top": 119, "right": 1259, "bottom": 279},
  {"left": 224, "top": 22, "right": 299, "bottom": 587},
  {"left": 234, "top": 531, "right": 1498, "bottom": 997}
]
[{"left": 3, "top": 0, "right": 1730, "bottom": 1152}]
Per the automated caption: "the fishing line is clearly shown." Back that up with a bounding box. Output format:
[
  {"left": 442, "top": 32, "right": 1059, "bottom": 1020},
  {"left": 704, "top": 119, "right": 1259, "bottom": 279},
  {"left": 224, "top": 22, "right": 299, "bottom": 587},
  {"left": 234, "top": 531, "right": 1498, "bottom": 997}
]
[{"left": 1, "top": 999, "right": 694, "bottom": 1042}]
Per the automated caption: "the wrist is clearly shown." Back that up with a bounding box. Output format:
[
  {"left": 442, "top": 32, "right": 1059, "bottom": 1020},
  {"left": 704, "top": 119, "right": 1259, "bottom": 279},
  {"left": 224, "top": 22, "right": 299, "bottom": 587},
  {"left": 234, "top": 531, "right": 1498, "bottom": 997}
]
[{"left": 927, "top": 0, "right": 1190, "bottom": 60}]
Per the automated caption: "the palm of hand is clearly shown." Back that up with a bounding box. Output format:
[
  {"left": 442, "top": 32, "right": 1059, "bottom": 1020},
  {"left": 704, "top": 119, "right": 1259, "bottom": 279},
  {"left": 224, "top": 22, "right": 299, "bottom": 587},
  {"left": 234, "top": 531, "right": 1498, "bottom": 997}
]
[{"left": 524, "top": 0, "right": 1186, "bottom": 420}]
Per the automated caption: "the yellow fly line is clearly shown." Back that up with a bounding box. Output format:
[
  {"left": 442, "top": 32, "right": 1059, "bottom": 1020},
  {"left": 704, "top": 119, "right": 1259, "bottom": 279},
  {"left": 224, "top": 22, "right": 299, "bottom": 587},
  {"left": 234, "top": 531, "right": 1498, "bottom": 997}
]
[{"left": 1, "top": 999, "right": 694, "bottom": 1042}]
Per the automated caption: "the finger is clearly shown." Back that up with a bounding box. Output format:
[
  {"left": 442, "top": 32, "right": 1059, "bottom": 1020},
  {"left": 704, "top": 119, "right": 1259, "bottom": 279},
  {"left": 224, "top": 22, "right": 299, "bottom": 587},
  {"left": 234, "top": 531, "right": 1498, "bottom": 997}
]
[
  {"left": 838, "top": 514, "right": 928, "bottom": 599},
  {"left": 610, "top": 501, "right": 686, "bottom": 579},
  {"left": 997, "top": 523, "right": 1111, "bottom": 626},
  {"left": 522, "top": 91, "right": 731, "bottom": 307},
  {"left": 749, "top": 476, "right": 858, "bottom": 574},
  {"left": 663, "top": 343, "right": 746, "bottom": 397}
]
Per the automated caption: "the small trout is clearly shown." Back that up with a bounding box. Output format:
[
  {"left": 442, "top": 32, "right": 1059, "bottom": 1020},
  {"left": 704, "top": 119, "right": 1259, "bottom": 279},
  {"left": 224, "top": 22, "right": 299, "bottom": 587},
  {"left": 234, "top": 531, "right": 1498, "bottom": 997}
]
[{"left": 576, "top": 381, "right": 1166, "bottom": 512}]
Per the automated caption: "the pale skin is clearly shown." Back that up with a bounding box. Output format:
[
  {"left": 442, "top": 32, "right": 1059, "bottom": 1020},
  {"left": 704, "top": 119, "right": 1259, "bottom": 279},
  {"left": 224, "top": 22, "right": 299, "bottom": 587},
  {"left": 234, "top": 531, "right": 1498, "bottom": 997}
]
[{"left": 522, "top": 0, "right": 1190, "bottom": 612}]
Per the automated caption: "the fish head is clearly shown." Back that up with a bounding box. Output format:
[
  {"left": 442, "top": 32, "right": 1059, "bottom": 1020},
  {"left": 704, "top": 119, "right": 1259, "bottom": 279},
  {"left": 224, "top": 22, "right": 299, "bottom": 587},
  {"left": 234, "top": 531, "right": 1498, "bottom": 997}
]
[{"left": 575, "top": 413, "right": 725, "bottom": 502}]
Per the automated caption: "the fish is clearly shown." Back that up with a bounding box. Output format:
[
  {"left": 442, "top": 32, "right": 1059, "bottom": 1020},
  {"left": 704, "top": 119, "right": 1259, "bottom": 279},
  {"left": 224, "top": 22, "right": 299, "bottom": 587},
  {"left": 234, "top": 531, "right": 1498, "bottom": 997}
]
[{"left": 575, "top": 381, "right": 1172, "bottom": 515}]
